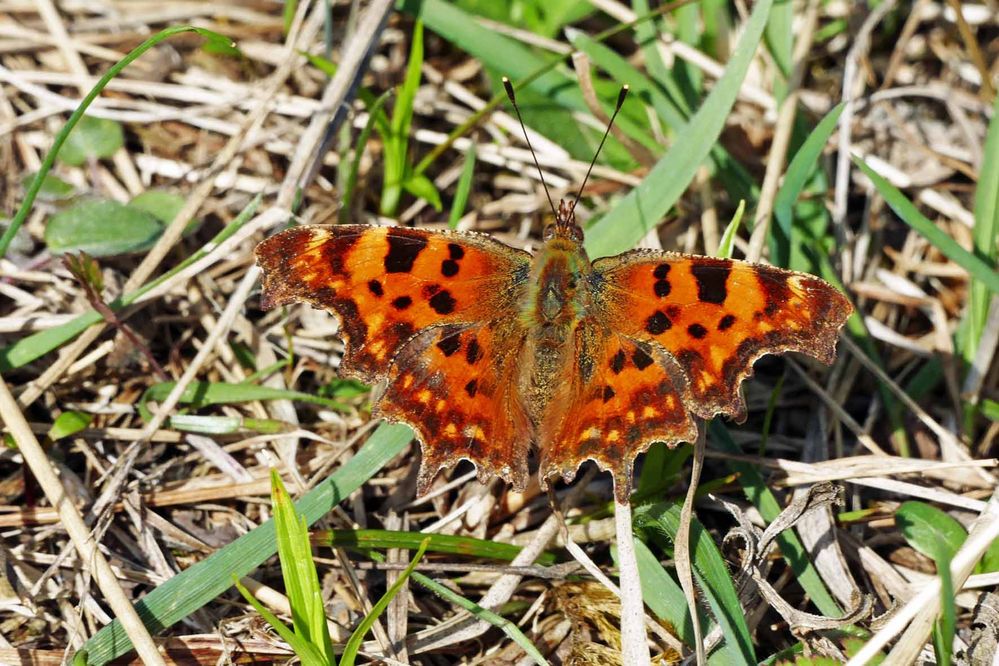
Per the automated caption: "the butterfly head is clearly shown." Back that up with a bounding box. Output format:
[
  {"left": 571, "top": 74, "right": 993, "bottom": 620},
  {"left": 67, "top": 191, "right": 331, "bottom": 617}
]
[{"left": 544, "top": 199, "right": 584, "bottom": 242}]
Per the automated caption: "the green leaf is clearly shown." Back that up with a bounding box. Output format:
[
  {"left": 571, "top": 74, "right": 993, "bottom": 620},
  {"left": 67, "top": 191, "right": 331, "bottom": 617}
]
[
  {"left": 402, "top": 172, "right": 442, "bottom": 211},
  {"left": 583, "top": 0, "right": 775, "bottom": 257},
  {"left": 127, "top": 190, "right": 186, "bottom": 226},
  {"left": 449, "top": 144, "right": 476, "bottom": 228},
  {"left": 48, "top": 411, "right": 93, "bottom": 441},
  {"left": 45, "top": 199, "right": 163, "bottom": 257},
  {"left": 340, "top": 538, "right": 430, "bottom": 666},
  {"left": 271, "top": 471, "right": 334, "bottom": 663},
  {"left": 318, "top": 378, "right": 370, "bottom": 401},
  {"left": 23, "top": 172, "right": 76, "bottom": 201},
  {"left": 895, "top": 501, "right": 966, "bottom": 563},
  {"left": 57, "top": 115, "right": 123, "bottom": 166},
  {"left": 716, "top": 199, "right": 745, "bottom": 259},
  {"left": 234, "top": 577, "right": 328, "bottom": 666},
  {"left": 854, "top": 156, "right": 999, "bottom": 295},
  {"left": 79, "top": 423, "right": 414, "bottom": 665}
]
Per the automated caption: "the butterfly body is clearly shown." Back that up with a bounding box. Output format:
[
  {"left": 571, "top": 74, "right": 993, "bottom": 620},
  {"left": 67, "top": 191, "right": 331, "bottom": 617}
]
[{"left": 255, "top": 200, "right": 852, "bottom": 499}]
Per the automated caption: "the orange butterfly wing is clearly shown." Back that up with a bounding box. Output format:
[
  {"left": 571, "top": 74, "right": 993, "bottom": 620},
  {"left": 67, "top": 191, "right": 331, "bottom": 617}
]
[
  {"left": 255, "top": 225, "right": 530, "bottom": 380},
  {"left": 539, "top": 321, "right": 696, "bottom": 501},
  {"left": 591, "top": 252, "right": 854, "bottom": 421},
  {"left": 378, "top": 322, "right": 532, "bottom": 493},
  {"left": 256, "top": 225, "right": 533, "bottom": 490}
]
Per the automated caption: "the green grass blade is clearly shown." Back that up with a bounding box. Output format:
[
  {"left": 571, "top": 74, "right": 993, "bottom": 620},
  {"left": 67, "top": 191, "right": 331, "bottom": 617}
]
[
  {"left": 854, "top": 156, "right": 999, "bottom": 294},
  {"left": 633, "top": 539, "right": 743, "bottom": 664},
  {"left": 0, "top": 26, "right": 233, "bottom": 258},
  {"left": 448, "top": 144, "right": 477, "bottom": 228},
  {"left": 409, "top": 570, "right": 550, "bottom": 664},
  {"left": 272, "top": 471, "right": 335, "bottom": 663},
  {"left": 960, "top": 93, "right": 999, "bottom": 364},
  {"left": 340, "top": 538, "right": 430, "bottom": 666},
  {"left": 716, "top": 200, "right": 745, "bottom": 259},
  {"left": 341, "top": 90, "right": 391, "bottom": 225},
  {"left": 772, "top": 102, "right": 844, "bottom": 267},
  {"left": 314, "top": 529, "right": 557, "bottom": 565},
  {"left": 139, "top": 380, "right": 348, "bottom": 412},
  {"left": 0, "top": 194, "right": 260, "bottom": 372},
  {"left": 78, "top": 423, "right": 413, "bottom": 665},
  {"left": 381, "top": 20, "right": 424, "bottom": 216},
  {"left": 583, "top": 0, "right": 774, "bottom": 257},
  {"left": 234, "top": 577, "right": 328, "bottom": 666},
  {"left": 632, "top": 501, "right": 755, "bottom": 662}
]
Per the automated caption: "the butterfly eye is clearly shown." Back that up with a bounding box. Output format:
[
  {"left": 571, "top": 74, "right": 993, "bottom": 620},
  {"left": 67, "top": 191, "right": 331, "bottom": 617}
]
[{"left": 567, "top": 277, "right": 578, "bottom": 290}]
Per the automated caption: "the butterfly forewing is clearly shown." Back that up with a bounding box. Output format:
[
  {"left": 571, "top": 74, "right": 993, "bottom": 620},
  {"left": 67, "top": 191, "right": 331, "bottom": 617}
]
[
  {"left": 590, "top": 251, "right": 853, "bottom": 421},
  {"left": 255, "top": 225, "right": 531, "bottom": 381}
]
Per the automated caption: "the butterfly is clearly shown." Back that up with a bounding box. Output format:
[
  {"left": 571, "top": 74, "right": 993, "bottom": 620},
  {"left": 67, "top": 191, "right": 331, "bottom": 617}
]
[{"left": 254, "top": 81, "right": 852, "bottom": 501}]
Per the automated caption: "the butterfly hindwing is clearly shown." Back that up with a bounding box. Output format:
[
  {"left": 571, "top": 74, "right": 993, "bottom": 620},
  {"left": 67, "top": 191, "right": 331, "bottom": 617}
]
[
  {"left": 591, "top": 251, "right": 853, "bottom": 421},
  {"left": 540, "top": 320, "right": 696, "bottom": 501},
  {"left": 378, "top": 322, "right": 532, "bottom": 493}
]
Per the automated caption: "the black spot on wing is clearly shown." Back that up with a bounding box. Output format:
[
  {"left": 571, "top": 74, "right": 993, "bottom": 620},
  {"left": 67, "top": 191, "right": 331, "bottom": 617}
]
[
  {"left": 653, "top": 264, "right": 670, "bottom": 279},
  {"left": 441, "top": 259, "right": 459, "bottom": 277},
  {"left": 654, "top": 279, "right": 671, "bottom": 297},
  {"left": 610, "top": 350, "right": 626, "bottom": 374},
  {"left": 602, "top": 386, "right": 615, "bottom": 402},
  {"left": 367, "top": 280, "right": 383, "bottom": 297},
  {"left": 692, "top": 260, "right": 731, "bottom": 304},
  {"left": 688, "top": 323, "right": 707, "bottom": 339},
  {"left": 448, "top": 243, "right": 465, "bottom": 260},
  {"left": 391, "top": 295, "right": 413, "bottom": 310},
  {"left": 384, "top": 229, "right": 427, "bottom": 273},
  {"left": 632, "top": 346, "right": 654, "bottom": 370},
  {"left": 718, "top": 314, "right": 736, "bottom": 331},
  {"left": 436, "top": 333, "right": 461, "bottom": 357},
  {"left": 464, "top": 378, "right": 478, "bottom": 397},
  {"left": 465, "top": 337, "right": 482, "bottom": 364},
  {"left": 645, "top": 310, "right": 672, "bottom": 335},
  {"left": 429, "top": 290, "right": 456, "bottom": 314}
]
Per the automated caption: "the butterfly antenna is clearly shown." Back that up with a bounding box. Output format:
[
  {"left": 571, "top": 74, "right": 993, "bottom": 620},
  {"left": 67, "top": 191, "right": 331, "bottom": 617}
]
[
  {"left": 502, "top": 77, "right": 558, "bottom": 219},
  {"left": 572, "top": 85, "right": 629, "bottom": 211}
]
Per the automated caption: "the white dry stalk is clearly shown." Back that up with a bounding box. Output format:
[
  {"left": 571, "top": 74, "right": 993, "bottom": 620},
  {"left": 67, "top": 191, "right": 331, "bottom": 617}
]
[{"left": 614, "top": 498, "right": 651, "bottom": 666}]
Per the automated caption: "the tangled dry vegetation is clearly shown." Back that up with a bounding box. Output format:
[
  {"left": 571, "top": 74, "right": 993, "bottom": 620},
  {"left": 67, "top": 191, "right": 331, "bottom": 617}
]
[{"left": 0, "top": 0, "right": 997, "bottom": 664}]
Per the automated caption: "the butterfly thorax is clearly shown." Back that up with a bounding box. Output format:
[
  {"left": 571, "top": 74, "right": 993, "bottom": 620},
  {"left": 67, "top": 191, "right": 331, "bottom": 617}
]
[{"left": 518, "top": 230, "right": 593, "bottom": 424}]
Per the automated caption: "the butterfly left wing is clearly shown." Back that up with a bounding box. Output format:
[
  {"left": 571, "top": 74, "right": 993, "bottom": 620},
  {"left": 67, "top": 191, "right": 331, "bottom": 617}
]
[
  {"left": 590, "top": 251, "right": 853, "bottom": 421},
  {"left": 539, "top": 319, "right": 696, "bottom": 501}
]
